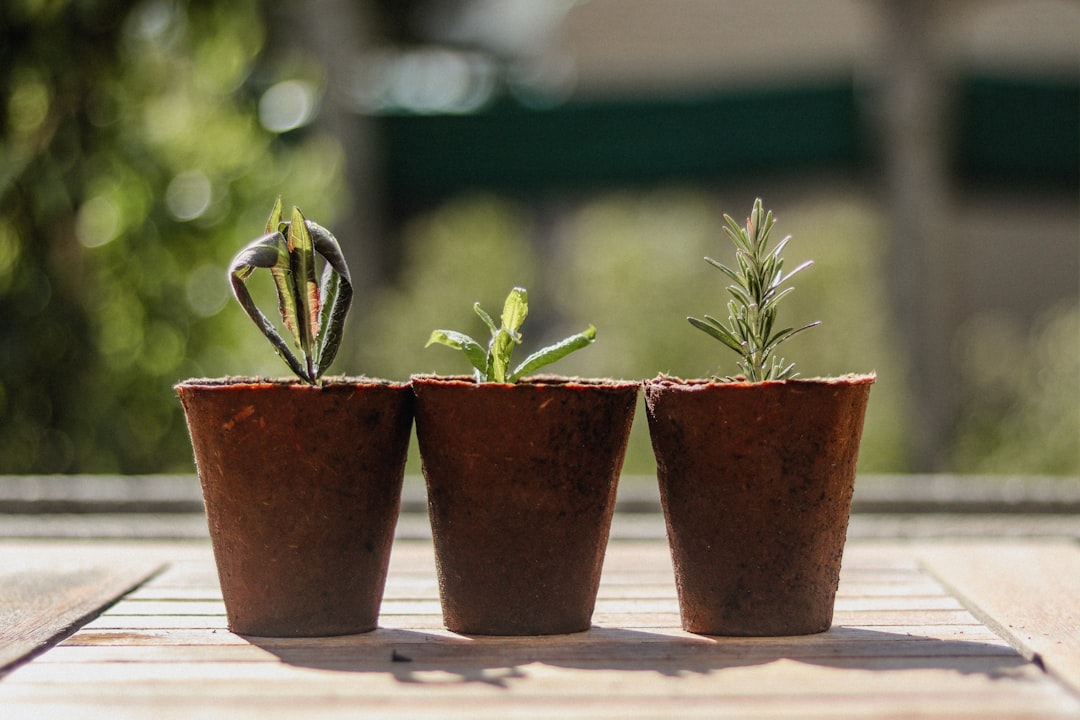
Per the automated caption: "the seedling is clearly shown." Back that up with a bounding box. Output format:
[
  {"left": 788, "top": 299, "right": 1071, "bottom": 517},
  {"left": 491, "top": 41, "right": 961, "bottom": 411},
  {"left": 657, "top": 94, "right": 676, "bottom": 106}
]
[
  {"left": 689, "top": 198, "right": 819, "bottom": 382},
  {"left": 229, "top": 197, "right": 352, "bottom": 384},
  {"left": 427, "top": 287, "right": 595, "bottom": 383}
]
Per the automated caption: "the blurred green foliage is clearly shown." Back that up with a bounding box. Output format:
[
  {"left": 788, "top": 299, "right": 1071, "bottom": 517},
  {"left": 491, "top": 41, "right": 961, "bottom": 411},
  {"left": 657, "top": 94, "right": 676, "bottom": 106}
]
[
  {"left": 357, "top": 191, "right": 916, "bottom": 475},
  {"left": 1, "top": 0, "right": 345, "bottom": 472},
  {"left": 1, "top": 2, "right": 1074, "bottom": 477},
  {"left": 951, "top": 303, "right": 1079, "bottom": 474}
]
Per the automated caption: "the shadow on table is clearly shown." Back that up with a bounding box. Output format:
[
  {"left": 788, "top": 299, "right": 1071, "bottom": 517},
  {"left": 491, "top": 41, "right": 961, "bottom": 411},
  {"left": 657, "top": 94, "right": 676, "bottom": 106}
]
[{"left": 246, "top": 625, "right": 1030, "bottom": 687}]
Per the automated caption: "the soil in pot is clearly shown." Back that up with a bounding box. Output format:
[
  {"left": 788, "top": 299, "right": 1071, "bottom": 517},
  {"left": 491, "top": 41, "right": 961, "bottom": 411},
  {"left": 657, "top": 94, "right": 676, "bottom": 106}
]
[
  {"left": 412, "top": 375, "right": 638, "bottom": 636},
  {"left": 644, "top": 374, "right": 874, "bottom": 636},
  {"left": 176, "top": 377, "right": 413, "bottom": 637}
]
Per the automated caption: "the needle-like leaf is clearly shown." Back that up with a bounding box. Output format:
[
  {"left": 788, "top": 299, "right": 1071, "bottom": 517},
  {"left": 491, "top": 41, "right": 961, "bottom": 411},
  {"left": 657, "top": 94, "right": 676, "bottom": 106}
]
[{"left": 688, "top": 198, "right": 818, "bottom": 381}]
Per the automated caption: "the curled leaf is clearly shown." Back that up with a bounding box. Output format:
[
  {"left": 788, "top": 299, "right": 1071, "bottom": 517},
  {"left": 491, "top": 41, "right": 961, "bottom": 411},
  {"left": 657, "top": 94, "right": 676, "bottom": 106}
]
[{"left": 228, "top": 198, "right": 353, "bottom": 384}]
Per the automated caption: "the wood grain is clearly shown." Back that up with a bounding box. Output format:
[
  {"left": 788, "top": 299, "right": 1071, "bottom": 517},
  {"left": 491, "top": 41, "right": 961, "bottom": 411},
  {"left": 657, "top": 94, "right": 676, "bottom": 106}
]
[
  {"left": 1, "top": 540, "right": 1079, "bottom": 718},
  {"left": 919, "top": 540, "right": 1080, "bottom": 695},
  {"left": 0, "top": 543, "right": 165, "bottom": 671}
]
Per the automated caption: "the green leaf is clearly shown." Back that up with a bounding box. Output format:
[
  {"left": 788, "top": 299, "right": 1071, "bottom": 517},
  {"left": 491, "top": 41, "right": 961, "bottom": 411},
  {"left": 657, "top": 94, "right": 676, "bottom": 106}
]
[
  {"left": 287, "top": 207, "right": 319, "bottom": 379},
  {"left": 309, "top": 221, "right": 353, "bottom": 377},
  {"left": 700, "top": 314, "right": 729, "bottom": 333},
  {"left": 689, "top": 316, "right": 744, "bottom": 355},
  {"left": 704, "top": 256, "right": 737, "bottom": 279},
  {"left": 264, "top": 195, "right": 284, "bottom": 235},
  {"left": 488, "top": 330, "right": 516, "bottom": 383},
  {"left": 426, "top": 329, "right": 488, "bottom": 376},
  {"left": 483, "top": 287, "right": 528, "bottom": 383},
  {"left": 760, "top": 285, "right": 795, "bottom": 313},
  {"left": 509, "top": 325, "right": 596, "bottom": 381},
  {"left": 474, "top": 302, "right": 498, "bottom": 336},
  {"left": 314, "top": 266, "right": 341, "bottom": 372},
  {"left": 229, "top": 232, "right": 310, "bottom": 381},
  {"left": 778, "top": 259, "right": 813, "bottom": 287},
  {"left": 774, "top": 360, "right": 797, "bottom": 380},
  {"left": 501, "top": 287, "right": 528, "bottom": 337},
  {"left": 768, "top": 234, "right": 792, "bottom": 262},
  {"left": 264, "top": 198, "right": 297, "bottom": 348},
  {"left": 762, "top": 306, "right": 776, "bottom": 343},
  {"left": 228, "top": 199, "right": 354, "bottom": 384},
  {"left": 695, "top": 199, "right": 818, "bottom": 380},
  {"left": 722, "top": 215, "right": 748, "bottom": 252},
  {"left": 763, "top": 321, "right": 821, "bottom": 357},
  {"left": 427, "top": 286, "right": 594, "bottom": 383}
]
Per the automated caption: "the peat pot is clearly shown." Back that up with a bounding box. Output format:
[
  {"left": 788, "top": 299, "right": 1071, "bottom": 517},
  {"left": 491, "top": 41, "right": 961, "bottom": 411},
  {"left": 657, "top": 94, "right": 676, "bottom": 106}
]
[
  {"left": 412, "top": 375, "right": 638, "bottom": 636},
  {"left": 644, "top": 374, "right": 874, "bottom": 636},
  {"left": 176, "top": 377, "right": 413, "bottom": 637}
]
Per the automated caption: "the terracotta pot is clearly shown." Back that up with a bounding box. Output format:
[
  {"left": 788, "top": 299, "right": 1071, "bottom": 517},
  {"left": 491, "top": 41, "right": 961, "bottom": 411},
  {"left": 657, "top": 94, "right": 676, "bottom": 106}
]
[
  {"left": 412, "top": 375, "right": 638, "bottom": 635},
  {"left": 176, "top": 377, "right": 413, "bottom": 637},
  {"left": 644, "top": 374, "right": 874, "bottom": 636}
]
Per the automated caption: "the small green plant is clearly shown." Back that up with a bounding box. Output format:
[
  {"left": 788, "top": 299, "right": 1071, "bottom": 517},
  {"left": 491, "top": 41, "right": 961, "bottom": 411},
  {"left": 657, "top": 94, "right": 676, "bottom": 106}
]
[
  {"left": 229, "top": 196, "right": 352, "bottom": 384},
  {"left": 427, "top": 287, "right": 596, "bottom": 383},
  {"left": 689, "top": 198, "right": 820, "bottom": 382}
]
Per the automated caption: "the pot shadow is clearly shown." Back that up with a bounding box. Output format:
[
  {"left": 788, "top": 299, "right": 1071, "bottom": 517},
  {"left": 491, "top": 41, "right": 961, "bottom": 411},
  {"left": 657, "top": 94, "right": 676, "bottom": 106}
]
[{"left": 245, "top": 625, "right": 1032, "bottom": 688}]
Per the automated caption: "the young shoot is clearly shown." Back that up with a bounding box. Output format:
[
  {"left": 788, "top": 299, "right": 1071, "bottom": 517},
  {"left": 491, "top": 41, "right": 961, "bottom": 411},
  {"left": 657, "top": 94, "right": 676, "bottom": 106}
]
[
  {"left": 229, "top": 196, "right": 352, "bottom": 384},
  {"left": 426, "top": 287, "right": 596, "bottom": 383},
  {"left": 689, "top": 198, "right": 819, "bottom": 382}
]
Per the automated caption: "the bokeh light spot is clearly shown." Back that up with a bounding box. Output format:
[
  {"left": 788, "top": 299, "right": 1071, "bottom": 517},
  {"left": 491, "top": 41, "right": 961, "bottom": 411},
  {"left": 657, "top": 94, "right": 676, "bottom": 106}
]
[
  {"left": 166, "top": 170, "right": 212, "bottom": 221},
  {"left": 258, "top": 80, "right": 317, "bottom": 133},
  {"left": 76, "top": 196, "right": 121, "bottom": 248},
  {"left": 186, "top": 262, "right": 230, "bottom": 317}
]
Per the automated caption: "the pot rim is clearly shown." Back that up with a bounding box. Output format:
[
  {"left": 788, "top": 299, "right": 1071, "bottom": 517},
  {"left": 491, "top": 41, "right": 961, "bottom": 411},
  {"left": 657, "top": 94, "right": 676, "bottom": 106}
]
[
  {"left": 175, "top": 376, "right": 409, "bottom": 391},
  {"left": 644, "top": 372, "right": 876, "bottom": 391},
  {"left": 410, "top": 373, "right": 640, "bottom": 391}
]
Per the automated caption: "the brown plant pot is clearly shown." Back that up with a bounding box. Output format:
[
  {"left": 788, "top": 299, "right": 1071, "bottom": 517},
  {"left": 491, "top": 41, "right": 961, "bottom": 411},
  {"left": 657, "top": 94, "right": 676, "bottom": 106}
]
[
  {"left": 412, "top": 375, "right": 638, "bottom": 635},
  {"left": 644, "top": 374, "right": 874, "bottom": 636},
  {"left": 176, "top": 377, "right": 413, "bottom": 637}
]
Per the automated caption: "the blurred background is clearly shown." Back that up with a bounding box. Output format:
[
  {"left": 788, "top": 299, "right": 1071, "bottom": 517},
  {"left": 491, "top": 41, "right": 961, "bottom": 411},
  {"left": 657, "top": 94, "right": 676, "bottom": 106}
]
[{"left": 1, "top": 0, "right": 1077, "bottom": 479}]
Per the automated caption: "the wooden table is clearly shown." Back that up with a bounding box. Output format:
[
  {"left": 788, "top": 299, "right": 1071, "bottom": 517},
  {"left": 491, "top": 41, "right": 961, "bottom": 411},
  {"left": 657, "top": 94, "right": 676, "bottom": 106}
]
[{"left": 2, "top": 477, "right": 1079, "bottom": 718}]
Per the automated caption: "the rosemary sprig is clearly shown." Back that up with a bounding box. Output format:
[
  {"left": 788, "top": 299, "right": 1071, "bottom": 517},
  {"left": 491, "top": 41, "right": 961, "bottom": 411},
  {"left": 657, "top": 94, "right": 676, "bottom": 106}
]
[{"left": 689, "top": 198, "right": 820, "bottom": 382}]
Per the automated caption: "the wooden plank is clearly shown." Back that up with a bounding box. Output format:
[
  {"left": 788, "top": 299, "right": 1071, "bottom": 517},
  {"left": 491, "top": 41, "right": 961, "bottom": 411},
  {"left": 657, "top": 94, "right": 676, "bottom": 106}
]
[
  {"left": 2, "top": 655, "right": 1073, "bottom": 719},
  {"left": 3, "top": 538, "right": 1079, "bottom": 718},
  {"left": 75, "top": 609, "right": 986, "bottom": 634},
  {"left": 55, "top": 622, "right": 1005, "bottom": 650},
  {"left": 0, "top": 695, "right": 1075, "bottom": 720},
  {"left": 0, "top": 545, "right": 165, "bottom": 672},
  {"left": 37, "top": 622, "right": 1013, "bottom": 664},
  {"left": 918, "top": 540, "right": 1080, "bottom": 696}
]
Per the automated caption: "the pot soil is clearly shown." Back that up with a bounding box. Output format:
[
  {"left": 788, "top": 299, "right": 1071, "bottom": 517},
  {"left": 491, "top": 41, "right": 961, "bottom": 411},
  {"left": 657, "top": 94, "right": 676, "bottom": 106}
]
[
  {"left": 176, "top": 377, "right": 413, "bottom": 637},
  {"left": 412, "top": 375, "right": 638, "bottom": 636},
  {"left": 644, "top": 374, "right": 874, "bottom": 636}
]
